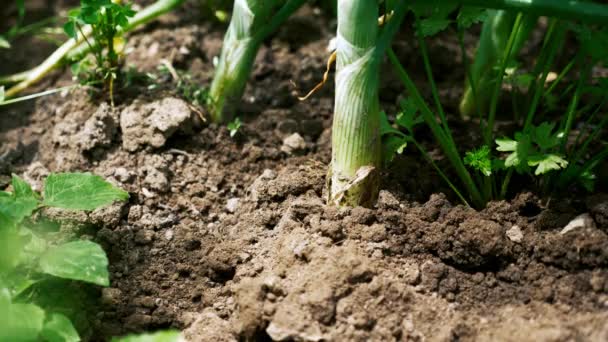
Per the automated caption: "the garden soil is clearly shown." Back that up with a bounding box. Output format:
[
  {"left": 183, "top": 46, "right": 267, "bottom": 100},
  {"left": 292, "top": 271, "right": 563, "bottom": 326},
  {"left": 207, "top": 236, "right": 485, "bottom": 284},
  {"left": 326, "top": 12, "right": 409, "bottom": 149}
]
[{"left": 1, "top": 2, "right": 608, "bottom": 341}]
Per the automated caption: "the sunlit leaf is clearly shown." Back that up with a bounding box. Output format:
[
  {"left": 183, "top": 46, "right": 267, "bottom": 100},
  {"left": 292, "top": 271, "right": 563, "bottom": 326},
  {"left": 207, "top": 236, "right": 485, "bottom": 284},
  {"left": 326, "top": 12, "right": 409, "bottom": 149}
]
[
  {"left": 41, "top": 313, "right": 80, "bottom": 342},
  {"left": 43, "top": 173, "right": 129, "bottom": 211},
  {"left": 39, "top": 241, "right": 109, "bottom": 286}
]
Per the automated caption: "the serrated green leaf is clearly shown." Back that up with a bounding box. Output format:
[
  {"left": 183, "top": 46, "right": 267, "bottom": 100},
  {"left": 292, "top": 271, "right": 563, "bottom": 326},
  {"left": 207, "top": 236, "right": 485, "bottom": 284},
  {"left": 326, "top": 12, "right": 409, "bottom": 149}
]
[
  {"left": 63, "top": 21, "right": 77, "bottom": 39},
  {"left": 0, "top": 290, "right": 46, "bottom": 342},
  {"left": 0, "top": 194, "right": 38, "bottom": 224},
  {"left": 419, "top": 18, "right": 452, "bottom": 36},
  {"left": 112, "top": 330, "right": 182, "bottom": 342},
  {"left": 396, "top": 99, "right": 423, "bottom": 132},
  {"left": 496, "top": 134, "right": 532, "bottom": 173},
  {"left": 528, "top": 154, "right": 568, "bottom": 175},
  {"left": 41, "top": 313, "right": 80, "bottom": 342},
  {"left": 532, "top": 122, "right": 561, "bottom": 150},
  {"left": 227, "top": 117, "right": 242, "bottom": 138},
  {"left": 457, "top": 7, "right": 488, "bottom": 29},
  {"left": 39, "top": 240, "right": 109, "bottom": 286},
  {"left": 12, "top": 174, "right": 37, "bottom": 200},
  {"left": 411, "top": 2, "right": 458, "bottom": 18},
  {"left": 579, "top": 170, "right": 595, "bottom": 192},
  {"left": 379, "top": 111, "right": 403, "bottom": 137},
  {"left": 383, "top": 135, "right": 408, "bottom": 165},
  {"left": 495, "top": 138, "right": 517, "bottom": 152},
  {"left": 43, "top": 173, "right": 129, "bottom": 211},
  {"left": 464, "top": 145, "right": 493, "bottom": 176}
]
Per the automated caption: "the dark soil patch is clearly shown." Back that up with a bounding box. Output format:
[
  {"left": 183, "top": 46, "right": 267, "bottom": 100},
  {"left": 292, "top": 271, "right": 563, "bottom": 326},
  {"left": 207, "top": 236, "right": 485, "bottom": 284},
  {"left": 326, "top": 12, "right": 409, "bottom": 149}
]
[{"left": 1, "top": 2, "right": 608, "bottom": 341}]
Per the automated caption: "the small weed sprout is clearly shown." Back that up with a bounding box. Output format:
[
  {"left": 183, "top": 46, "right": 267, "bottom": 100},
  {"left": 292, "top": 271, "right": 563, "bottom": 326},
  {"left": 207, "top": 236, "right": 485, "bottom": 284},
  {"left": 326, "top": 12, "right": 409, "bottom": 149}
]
[
  {"left": 227, "top": 117, "right": 242, "bottom": 137},
  {"left": 64, "top": 0, "right": 136, "bottom": 105}
]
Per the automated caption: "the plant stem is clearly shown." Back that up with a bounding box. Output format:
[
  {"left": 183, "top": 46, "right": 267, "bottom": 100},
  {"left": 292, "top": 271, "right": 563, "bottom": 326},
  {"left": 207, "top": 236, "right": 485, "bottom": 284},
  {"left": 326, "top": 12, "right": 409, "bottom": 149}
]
[
  {"left": 460, "top": 11, "right": 536, "bottom": 119},
  {"left": 424, "top": 0, "right": 608, "bottom": 24},
  {"left": 328, "top": 0, "right": 381, "bottom": 207},
  {"left": 416, "top": 19, "right": 452, "bottom": 139},
  {"left": 3, "top": 0, "right": 184, "bottom": 99},
  {"left": 485, "top": 13, "right": 524, "bottom": 146},
  {"left": 388, "top": 48, "right": 484, "bottom": 208},
  {"left": 208, "top": 0, "right": 305, "bottom": 123},
  {"left": 411, "top": 139, "right": 470, "bottom": 207}
]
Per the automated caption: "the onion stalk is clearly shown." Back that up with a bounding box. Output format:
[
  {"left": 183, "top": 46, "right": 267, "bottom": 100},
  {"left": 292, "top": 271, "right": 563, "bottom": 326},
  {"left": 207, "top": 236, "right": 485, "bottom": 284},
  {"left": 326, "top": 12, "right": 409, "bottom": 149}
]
[
  {"left": 459, "top": 10, "right": 536, "bottom": 118},
  {"left": 208, "top": 0, "right": 305, "bottom": 123},
  {"left": 327, "top": 0, "right": 405, "bottom": 207}
]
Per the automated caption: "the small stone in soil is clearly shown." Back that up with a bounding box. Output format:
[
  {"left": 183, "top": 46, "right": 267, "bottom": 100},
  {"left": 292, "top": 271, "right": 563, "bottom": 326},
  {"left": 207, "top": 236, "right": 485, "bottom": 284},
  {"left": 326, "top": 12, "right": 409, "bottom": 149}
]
[
  {"left": 225, "top": 198, "right": 240, "bottom": 213},
  {"left": 114, "top": 167, "right": 134, "bottom": 183},
  {"left": 560, "top": 213, "right": 596, "bottom": 234},
  {"left": 281, "top": 133, "right": 307, "bottom": 155},
  {"left": 506, "top": 225, "right": 524, "bottom": 243}
]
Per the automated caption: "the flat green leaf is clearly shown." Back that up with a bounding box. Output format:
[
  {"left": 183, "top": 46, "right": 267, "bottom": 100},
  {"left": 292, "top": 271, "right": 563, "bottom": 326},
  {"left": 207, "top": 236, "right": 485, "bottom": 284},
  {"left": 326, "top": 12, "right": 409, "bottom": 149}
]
[
  {"left": 39, "top": 240, "right": 109, "bottom": 286},
  {"left": 112, "top": 330, "right": 182, "bottom": 342},
  {"left": 63, "top": 21, "right": 77, "bottom": 39},
  {"left": 528, "top": 154, "right": 568, "bottom": 175},
  {"left": 0, "top": 86, "right": 5, "bottom": 102},
  {"left": 43, "top": 173, "right": 129, "bottom": 211},
  {"left": 0, "top": 290, "right": 46, "bottom": 342},
  {"left": 0, "top": 226, "right": 26, "bottom": 274},
  {"left": 0, "top": 271, "right": 37, "bottom": 298},
  {"left": 41, "top": 313, "right": 80, "bottom": 342}
]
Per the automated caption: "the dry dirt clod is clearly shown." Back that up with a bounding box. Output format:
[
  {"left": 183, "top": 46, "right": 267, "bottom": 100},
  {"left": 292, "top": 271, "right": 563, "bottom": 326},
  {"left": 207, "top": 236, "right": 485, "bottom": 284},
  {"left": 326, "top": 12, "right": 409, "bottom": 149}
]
[
  {"left": 183, "top": 309, "right": 236, "bottom": 342},
  {"left": 281, "top": 133, "right": 307, "bottom": 155},
  {"left": 75, "top": 103, "right": 119, "bottom": 153},
  {"left": 560, "top": 213, "right": 597, "bottom": 235},
  {"left": 120, "top": 97, "right": 194, "bottom": 151},
  {"left": 506, "top": 225, "right": 524, "bottom": 243},
  {"left": 226, "top": 198, "right": 240, "bottom": 213}
]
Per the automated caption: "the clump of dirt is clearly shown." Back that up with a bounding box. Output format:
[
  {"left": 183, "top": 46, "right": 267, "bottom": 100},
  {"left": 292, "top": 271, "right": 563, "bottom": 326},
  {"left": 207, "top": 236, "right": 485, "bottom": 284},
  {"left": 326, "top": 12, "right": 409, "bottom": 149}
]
[
  {"left": 120, "top": 97, "right": 197, "bottom": 152},
  {"left": 179, "top": 165, "right": 608, "bottom": 341},
  {"left": 1, "top": 2, "right": 607, "bottom": 342}
]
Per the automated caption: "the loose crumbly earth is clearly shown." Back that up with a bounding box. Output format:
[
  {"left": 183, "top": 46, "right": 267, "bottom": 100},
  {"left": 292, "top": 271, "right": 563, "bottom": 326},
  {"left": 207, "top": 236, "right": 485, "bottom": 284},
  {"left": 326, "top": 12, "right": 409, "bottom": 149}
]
[{"left": 1, "top": 2, "right": 608, "bottom": 342}]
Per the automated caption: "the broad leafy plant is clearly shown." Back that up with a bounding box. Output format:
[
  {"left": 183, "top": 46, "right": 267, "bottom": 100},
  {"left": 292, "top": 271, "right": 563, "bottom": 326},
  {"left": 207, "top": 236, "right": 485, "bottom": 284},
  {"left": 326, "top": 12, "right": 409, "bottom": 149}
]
[{"left": 0, "top": 173, "right": 128, "bottom": 341}]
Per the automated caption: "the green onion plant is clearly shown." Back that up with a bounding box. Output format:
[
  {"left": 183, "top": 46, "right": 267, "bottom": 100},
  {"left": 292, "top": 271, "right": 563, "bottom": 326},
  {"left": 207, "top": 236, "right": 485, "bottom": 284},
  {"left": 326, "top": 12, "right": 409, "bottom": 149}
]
[
  {"left": 327, "top": 0, "right": 406, "bottom": 207},
  {"left": 459, "top": 10, "right": 537, "bottom": 118},
  {"left": 383, "top": 3, "right": 608, "bottom": 208},
  {"left": 208, "top": 0, "right": 306, "bottom": 123}
]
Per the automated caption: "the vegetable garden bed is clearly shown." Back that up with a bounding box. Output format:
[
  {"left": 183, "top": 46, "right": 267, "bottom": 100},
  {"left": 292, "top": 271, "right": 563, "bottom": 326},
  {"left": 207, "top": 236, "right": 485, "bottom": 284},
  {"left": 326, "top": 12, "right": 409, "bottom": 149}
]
[{"left": 1, "top": 1, "right": 608, "bottom": 341}]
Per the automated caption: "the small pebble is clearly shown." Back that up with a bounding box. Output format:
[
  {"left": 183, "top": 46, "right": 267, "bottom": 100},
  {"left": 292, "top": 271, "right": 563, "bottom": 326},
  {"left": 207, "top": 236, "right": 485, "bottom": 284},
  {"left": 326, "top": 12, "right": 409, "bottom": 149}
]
[{"left": 506, "top": 225, "right": 524, "bottom": 243}]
